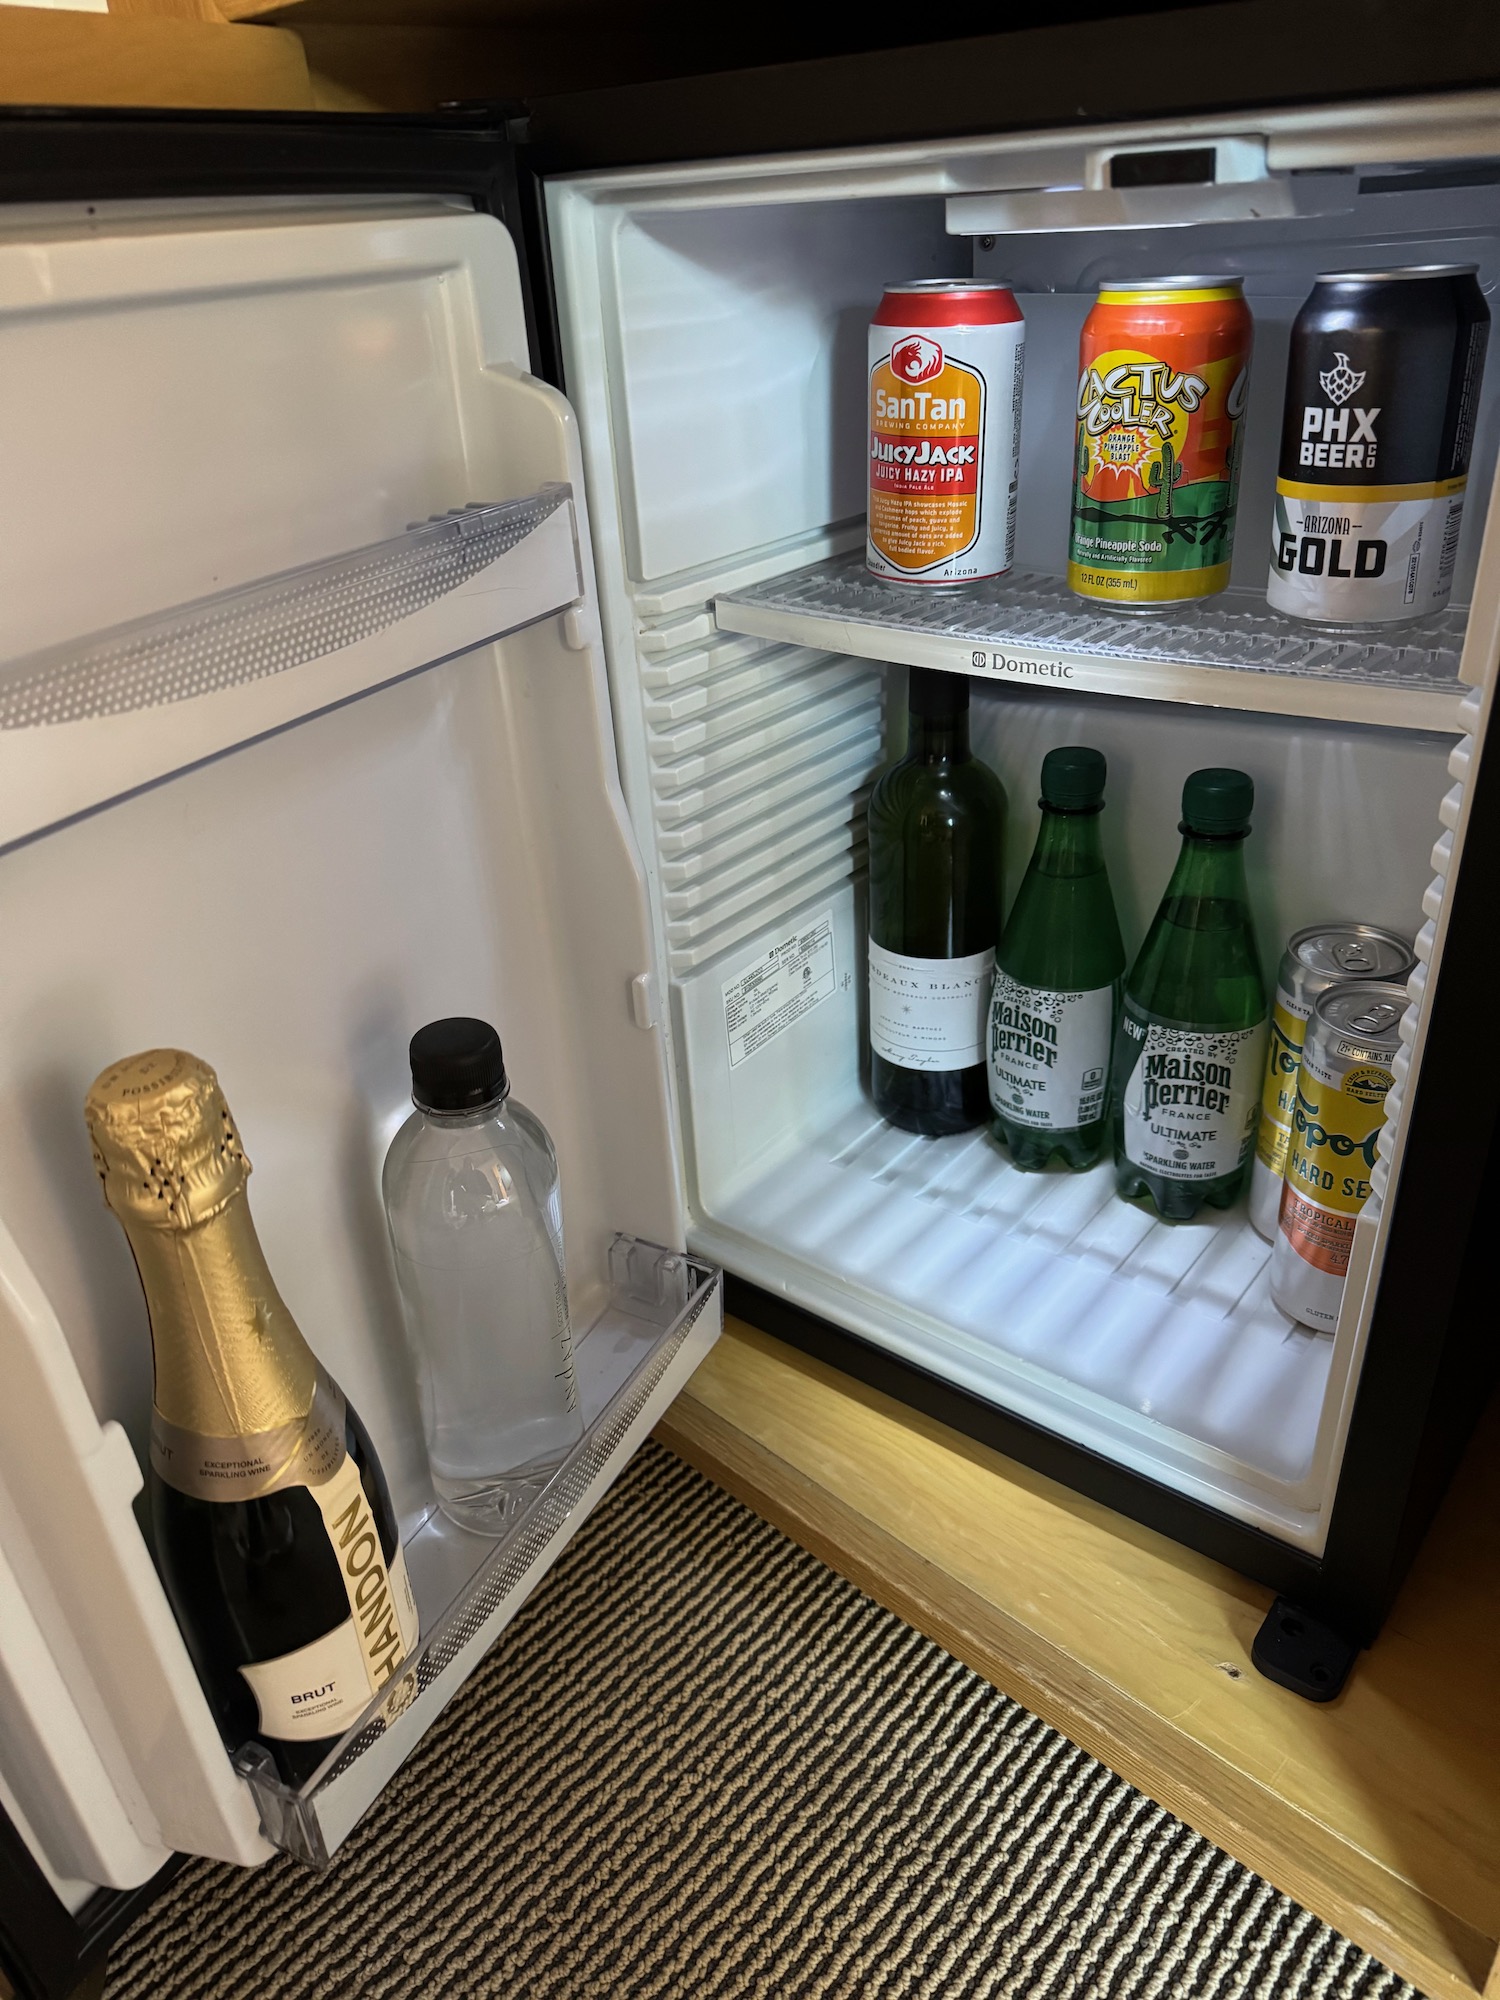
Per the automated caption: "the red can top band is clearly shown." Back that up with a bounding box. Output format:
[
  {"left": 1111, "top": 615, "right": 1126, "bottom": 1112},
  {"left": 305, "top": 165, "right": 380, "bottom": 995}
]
[{"left": 873, "top": 281, "right": 1023, "bottom": 327}]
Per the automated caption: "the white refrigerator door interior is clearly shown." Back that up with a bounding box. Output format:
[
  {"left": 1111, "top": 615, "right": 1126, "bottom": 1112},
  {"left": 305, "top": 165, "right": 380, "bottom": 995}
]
[
  {"left": 549, "top": 95, "right": 1500, "bottom": 1557},
  {"left": 0, "top": 201, "right": 685, "bottom": 1885}
]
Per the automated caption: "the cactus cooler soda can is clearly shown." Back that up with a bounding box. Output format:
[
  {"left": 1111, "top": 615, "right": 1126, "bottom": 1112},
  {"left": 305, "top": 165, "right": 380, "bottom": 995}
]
[
  {"left": 1069, "top": 277, "right": 1251, "bottom": 610},
  {"left": 1270, "top": 983, "right": 1408, "bottom": 1333},
  {"left": 868, "top": 280, "right": 1026, "bottom": 585},
  {"left": 1267, "top": 266, "right": 1489, "bottom": 627},
  {"left": 1248, "top": 923, "right": 1414, "bottom": 1241}
]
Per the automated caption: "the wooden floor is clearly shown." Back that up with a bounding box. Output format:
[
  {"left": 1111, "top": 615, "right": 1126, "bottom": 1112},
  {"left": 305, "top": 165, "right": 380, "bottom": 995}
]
[{"left": 656, "top": 1317, "right": 1500, "bottom": 2000}]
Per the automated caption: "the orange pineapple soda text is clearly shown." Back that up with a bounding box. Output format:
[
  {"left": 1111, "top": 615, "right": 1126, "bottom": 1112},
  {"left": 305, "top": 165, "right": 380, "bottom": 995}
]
[{"left": 868, "top": 280, "right": 1026, "bottom": 585}]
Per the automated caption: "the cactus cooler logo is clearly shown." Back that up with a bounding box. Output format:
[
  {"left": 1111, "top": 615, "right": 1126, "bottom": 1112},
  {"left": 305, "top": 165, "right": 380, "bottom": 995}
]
[{"left": 1069, "top": 344, "right": 1249, "bottom": 602}]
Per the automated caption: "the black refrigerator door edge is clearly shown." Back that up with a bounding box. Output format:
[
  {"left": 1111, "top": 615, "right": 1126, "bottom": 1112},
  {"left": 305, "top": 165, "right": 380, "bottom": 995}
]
[
  {"left": 0, "top": 107, "right": 564, "bottom": 390},
  {"left": 0, "top": 1796, "right": 183, "bottom": 2000},
  {"left": 521, "top": 0, "right": 1500, "bottom": 175},
  {"left": 723, "top": 1274, "right": 1326, "bottom": 1611}
]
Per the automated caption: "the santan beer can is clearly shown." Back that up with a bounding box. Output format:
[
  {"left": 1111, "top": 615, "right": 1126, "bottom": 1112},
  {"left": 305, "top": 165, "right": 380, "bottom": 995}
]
[
  {"left": 1268, "top": 266, "right": 1490, "bottom": 626},
  {"left": 1248, "top": 922, "right": 1414, "bottom": 1241},
  {"left": 1270, "top": 982, "right": 1408, "bottom": 1333},
  {"left": 868, "top": 280, "right": 1026, "bottom": 586},
  {"left": 1069, "top": 277, "right": 1251, "bottom": 610}
]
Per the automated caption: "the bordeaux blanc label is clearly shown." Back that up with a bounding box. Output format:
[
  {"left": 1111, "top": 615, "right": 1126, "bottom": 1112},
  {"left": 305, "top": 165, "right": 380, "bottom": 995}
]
[
  {"left": 1119, "top": 1013, "right": 1266, "bottom": 1182},
  {"left": 988, "top": 975, "right": 1112, "bottom": 1130},
  {"left": 868, "top": 939, "right": 994, "bottom": 1071}
]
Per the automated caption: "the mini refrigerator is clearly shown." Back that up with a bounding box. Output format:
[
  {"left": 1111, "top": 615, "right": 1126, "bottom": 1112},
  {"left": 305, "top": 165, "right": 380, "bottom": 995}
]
[{"left": 2, "top": 16, "right": 1499, "bottom": 1994}]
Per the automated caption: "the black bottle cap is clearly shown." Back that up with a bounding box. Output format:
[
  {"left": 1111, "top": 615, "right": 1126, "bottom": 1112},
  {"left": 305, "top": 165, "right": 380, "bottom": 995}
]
[
  {"left": 409, "top": 1017, "right": 508, "bottom": 1112},
  {"left": 1040, "top": 745, "right": 1106, "bottom": 811},
  {"left": 908, "top": 667, "right": 970, "bottom": 719},
  {"left": 1181, "top": 767, "right": 1254, "bottom": 836}
]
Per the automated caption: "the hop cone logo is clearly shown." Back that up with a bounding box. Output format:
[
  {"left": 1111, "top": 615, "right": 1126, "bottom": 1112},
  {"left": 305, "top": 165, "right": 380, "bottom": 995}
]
[{"left": 1319, "top": 351, "right": 1366, "bottom": 406}]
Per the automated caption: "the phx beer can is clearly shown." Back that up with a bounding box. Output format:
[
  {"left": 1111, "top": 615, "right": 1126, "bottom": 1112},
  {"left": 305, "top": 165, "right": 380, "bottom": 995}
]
[
  {"left": 1270, "top": 982, "right": 1408, "bottom": 1333},
  {"left": 867, "top": 280, "right": 1026, "bottom": 586},
  {"left": 1069, "top": 277, "right": 1252, "bottom": 610},
  {"left": 1248, "top": 922, "right": 1414, "bottom": 1240},
  {"left": 1268, "top": 266, "right": 1490, "bottom": 626}
]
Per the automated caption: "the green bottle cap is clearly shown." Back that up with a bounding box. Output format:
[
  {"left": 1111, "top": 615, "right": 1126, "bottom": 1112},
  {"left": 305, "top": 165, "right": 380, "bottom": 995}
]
[
  {"left": 1181, "top": 766, "right": 1254, "bottom": 836},
  {"left": 1040, "top": 745, "right": 1106, "bottom": 810}
]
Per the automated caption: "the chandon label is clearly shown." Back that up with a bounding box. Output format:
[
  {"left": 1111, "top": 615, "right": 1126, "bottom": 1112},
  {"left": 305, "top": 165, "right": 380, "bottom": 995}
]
[
  {"left": 988, "top": 976, "right": 1113, "bottom": 1130},
  {"left": 1118, "top": 1012, "right": 1266, "bottom": 1182},
  {"left": 869, "top": 939, "right": 995, "bottom": 1070}
]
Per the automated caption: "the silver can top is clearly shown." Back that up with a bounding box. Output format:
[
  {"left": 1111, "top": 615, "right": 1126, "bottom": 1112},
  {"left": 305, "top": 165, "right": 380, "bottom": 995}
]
[
  {"left": 1097, "top": 275, "right": 1245, "bottom": 291},
  {"left": 884, "top": 279, "right": 1017, "bottom": 293},
  {"left": 1287, "top": 923, "right": 1415, "bottom": 985},
  {"left": 1313, "top": 264, "right": 1481, "bottom": 284},
  {"left": 1312, "top": 981, "right": 1409, "bottom": 1056}
]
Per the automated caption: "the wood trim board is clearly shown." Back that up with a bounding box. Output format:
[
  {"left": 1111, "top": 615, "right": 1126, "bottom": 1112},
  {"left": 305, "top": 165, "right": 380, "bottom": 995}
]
[{"left": 657, "top": 1319, "right": 1500, "bottom": 2000}]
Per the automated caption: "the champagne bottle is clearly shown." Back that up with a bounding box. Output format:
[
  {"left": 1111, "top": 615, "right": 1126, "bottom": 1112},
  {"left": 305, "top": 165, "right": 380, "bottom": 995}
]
[
  {"left": 1111, "top": 770, "right": 1268, "bottom": 1221},
  {"left": 988, "top": 746, "right": 1125, "bottom": 1171},
  {"left": 867, "top": 669, "right": 1006, "bottom": 1136},
  {"left": 85, "top": 1051, "right": 419, "bottom": 1787}
]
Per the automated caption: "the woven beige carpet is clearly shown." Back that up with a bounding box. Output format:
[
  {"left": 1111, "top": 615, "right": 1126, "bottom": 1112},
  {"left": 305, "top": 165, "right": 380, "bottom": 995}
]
[{"left": 106, "top": 1441, "right": 1421, "bottom": 2000}]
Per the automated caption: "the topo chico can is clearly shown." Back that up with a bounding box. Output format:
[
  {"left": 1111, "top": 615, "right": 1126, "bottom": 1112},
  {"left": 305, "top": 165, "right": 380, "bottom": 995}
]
[
  {"left": 1267, "top": 266, "right": 1490, "bottom": 626},
  {"left": 868, "top": 280, "right": 1026, "bottom": 586},
  {"left": 1270, "top": 982, "right": 1409, "bottom": 1333},
  {"left": 1069, "top": 277, "right": 1252, "bottom": 610},
  {"left": 1248, "top": 922, "right": 1414, "bottom": 1241}
]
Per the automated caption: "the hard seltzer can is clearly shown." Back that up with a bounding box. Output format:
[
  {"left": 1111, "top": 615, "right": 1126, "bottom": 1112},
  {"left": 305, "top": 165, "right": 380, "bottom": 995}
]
[
  {"left": 868, "top": 280, "right": 1026, "bottom": 585},
  {"left": 1270, "top": 982, "right": 1409, "bottom": 1333},
  {"left": 1267, "top": 265, "right": 1490, "bottom": 626},
  {"left": 1248, "top": 923, "right": 1414, "bottom": 1239}
]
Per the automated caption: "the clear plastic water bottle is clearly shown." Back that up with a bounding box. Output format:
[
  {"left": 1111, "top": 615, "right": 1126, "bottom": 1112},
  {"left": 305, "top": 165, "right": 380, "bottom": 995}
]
[{"left": 382, "top": 1018, "right": 582, "bottom": 1535}]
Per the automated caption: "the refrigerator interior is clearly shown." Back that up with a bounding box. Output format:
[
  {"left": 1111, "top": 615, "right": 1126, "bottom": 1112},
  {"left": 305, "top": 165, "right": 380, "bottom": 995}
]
[
  {"left": 0, "top": 199, "right": 711, "bottom": 1891},
  {"left": 549, "top": 95, "right": 1500, "bottom": 1557}
]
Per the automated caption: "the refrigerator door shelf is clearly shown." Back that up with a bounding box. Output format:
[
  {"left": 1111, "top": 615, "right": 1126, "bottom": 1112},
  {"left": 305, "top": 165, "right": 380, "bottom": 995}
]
[
  {"left": 234, "top": 1238, "right": 722, "bottom": 1868},
  {"left": 0, "top": 487, "right": 583, "bottom": 854},
  {"left": 715, "top": 556, "right": 1471, "bottom": 734}
]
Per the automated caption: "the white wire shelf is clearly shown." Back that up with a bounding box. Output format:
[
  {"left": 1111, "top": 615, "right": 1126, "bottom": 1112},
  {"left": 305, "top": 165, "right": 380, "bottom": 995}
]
[
  {"left": 0, "top": 486, "right": 582, "bottom": 850},
  {"left": 713, "top": 554, "right": 1471, "bottom": 733},
  {"left": 236, "top": 1236, "right": 722, "bottom": 1867}
]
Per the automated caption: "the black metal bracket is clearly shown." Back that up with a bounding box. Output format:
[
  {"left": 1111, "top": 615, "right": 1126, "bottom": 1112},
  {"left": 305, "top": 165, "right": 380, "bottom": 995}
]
[{"left": 1251, "top": 1596, "right": 1361, "bottom": 1702}]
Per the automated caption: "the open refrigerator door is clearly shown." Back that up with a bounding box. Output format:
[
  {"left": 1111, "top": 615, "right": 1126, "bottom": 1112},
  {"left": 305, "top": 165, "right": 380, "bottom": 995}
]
[{"left": 0, "top": 196, "right": 720, "bottom": 1895}]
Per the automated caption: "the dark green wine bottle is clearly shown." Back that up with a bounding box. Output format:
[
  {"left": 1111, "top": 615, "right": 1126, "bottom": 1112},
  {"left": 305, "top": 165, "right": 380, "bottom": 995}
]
[
  {"left": 867, "top": 669, "right": 1006, "bottom": 1136},
  {"left": 988, "top": 746, "right": 1125, "bottom": 1171},
  {"left": 1111, "top": 768, "right": 1268, "bottom": 1221}
]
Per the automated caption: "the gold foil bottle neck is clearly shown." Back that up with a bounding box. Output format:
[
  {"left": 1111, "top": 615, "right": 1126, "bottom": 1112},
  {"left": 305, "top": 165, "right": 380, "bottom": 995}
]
[{"left": 85, "top": 1049, "right": 251, "bottom": 1231}]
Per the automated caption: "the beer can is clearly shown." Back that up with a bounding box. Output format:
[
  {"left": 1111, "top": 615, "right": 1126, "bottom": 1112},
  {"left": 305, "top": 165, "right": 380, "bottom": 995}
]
[
  {"left": 1069, "top": 276, "right": 1252, "bottom": 611},
  {"left": 1270, "top": 982, "right": 1408, "bottom": 1333},
  {"left": 867, "top": 280, "right": 1025, "bottom": 586},
  {"left": 1248, "top": 922, "right": 1414, "bottom": 1240},
  {"left": 1267, "top": 265, "right": 1490, "bottom": 627}
]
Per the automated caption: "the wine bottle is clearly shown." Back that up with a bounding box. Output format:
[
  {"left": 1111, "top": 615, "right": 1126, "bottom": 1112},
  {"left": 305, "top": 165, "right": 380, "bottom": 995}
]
[
  {"left": 1111, "top": 770, "right": 1268, "bottom": 1221},
  {"left": 867, "top": 669, "right": 1006, "bottom": 1136},
  {"left": 85, "top": 1050, "right": 419, "bottom": 1788},
  {"left": 988, "top": 746, "right": 1125, "bottom": 1171}
]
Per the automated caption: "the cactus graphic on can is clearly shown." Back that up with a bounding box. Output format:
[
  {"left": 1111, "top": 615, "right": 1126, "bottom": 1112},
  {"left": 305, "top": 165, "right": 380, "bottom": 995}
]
[{"left": 1069, "top": 278, "right": 1252, "bottom": 610}]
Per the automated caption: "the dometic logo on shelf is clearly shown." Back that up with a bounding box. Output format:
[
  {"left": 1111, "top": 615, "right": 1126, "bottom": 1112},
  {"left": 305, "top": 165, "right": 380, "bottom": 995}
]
[
  {"left": 967, "top": 649, "right": 1074, "bottom": 681},
  {"left": 892, "top": 335, "right": 944, "bottom": 384}
]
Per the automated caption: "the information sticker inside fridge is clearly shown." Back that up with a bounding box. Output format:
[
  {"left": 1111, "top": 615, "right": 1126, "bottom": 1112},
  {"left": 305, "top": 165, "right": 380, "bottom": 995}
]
[{"left": 723, "top": 913, "right": 837, "bottom": 1069}]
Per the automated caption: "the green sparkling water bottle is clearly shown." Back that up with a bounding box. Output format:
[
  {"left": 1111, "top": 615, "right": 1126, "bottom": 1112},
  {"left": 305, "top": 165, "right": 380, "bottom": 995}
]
[
  {"left": 988, "top": 746, "right": 1125, "bottom": 1171},
  {"left": 1112, "top": 768, "right": 1268, "bottom": 1221},
  {"left": 867, "top": 669, "right": 1006, "bottom": 1136}
]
